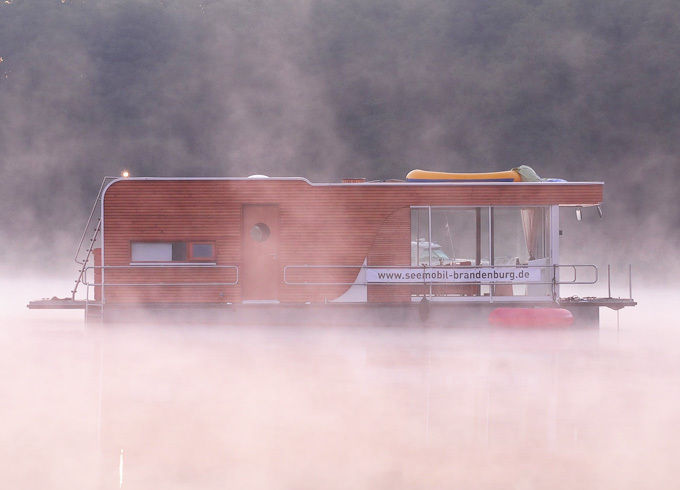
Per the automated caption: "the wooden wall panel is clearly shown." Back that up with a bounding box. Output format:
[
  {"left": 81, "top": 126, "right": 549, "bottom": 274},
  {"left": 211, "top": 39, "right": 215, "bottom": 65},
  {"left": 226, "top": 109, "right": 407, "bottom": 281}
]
[
  {"left": 367, "top": 207, "right": 411, "bottom": 303},
  {"left": 93, "top": 248, "right": 102, "bottom": 302},
  {"left": 102, "top": 179, "right": 603, "bottom": 304}
]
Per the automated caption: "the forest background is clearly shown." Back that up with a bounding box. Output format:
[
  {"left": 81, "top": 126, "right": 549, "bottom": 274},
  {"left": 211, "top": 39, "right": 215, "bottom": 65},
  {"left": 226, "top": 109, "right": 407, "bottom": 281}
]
[{"left": 1, "top": 0, "right": 677, "bottom": 283}]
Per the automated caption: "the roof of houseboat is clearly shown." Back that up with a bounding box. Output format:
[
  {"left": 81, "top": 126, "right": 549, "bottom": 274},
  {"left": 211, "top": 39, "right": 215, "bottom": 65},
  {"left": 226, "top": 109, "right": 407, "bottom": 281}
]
[
  {"left": 102, "top": 172, "right": 604, "bottom": 208},
  {"left": 106, "top": 165, "right": 599, "bottom": 186}
]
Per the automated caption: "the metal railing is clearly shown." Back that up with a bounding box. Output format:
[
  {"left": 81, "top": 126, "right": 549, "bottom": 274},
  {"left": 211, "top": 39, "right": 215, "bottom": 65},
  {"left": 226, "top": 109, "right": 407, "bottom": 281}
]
[
  {"left": 282, "top": 264, "right": 598, "bottom": 286},
  {"left": 77, "top": 262, "right": 602, "bottom": 310},
  {"left": 72, "top": 176, "right": 119, "bottom": 300},
  {"left": 72, "top": 219, "right": 101, "bottom": 299},
  {"left": 607, "top": 264, "right": 634, "bottom": 300},
  {"left": 74, "top": 177, "right": 116, "bottom": 264},
  {"left": 283, "top": 263, "right": 598, "bottom": 302},
  {"left": 82, "top": 264, "right": 239, "bottom": 305}
]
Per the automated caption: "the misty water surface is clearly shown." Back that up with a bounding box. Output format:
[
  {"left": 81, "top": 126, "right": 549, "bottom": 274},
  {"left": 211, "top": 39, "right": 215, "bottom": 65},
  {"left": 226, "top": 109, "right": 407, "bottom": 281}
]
[{"left": 2, "top": 279, "right": 678, "bottom": 489}]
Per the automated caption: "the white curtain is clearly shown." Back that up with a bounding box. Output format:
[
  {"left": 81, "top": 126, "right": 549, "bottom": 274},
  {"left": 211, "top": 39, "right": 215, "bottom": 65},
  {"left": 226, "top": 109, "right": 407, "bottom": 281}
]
[{"left": 520, "top": 208, "right": 541, "bottom": 261}]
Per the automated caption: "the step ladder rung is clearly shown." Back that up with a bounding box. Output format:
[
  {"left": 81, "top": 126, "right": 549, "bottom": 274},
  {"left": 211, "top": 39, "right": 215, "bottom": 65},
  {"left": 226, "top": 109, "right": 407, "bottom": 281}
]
[{"left": 72, "top": 178, "right": 112, "bottom": 301}]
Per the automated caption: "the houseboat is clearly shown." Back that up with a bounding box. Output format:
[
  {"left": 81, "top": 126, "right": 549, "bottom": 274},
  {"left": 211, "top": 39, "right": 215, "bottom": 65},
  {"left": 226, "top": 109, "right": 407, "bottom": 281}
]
[{"left": 28, "top": 167, "right": 636, "bottom": 325}]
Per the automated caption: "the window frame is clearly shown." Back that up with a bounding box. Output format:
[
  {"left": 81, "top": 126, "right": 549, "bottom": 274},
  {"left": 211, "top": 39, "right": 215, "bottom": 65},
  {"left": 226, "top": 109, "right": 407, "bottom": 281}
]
[
  {"left": 130, "top": 241, "right": 174, "bottom": 263},
  {"left": 187, "top": 241, "right": 216, "bottom": 262},
  {"left": 411, "top": 205, "right": 552, "bottom": 266},
  {"left": 129, "top": 240, "right": 216, "bottom": 265}
]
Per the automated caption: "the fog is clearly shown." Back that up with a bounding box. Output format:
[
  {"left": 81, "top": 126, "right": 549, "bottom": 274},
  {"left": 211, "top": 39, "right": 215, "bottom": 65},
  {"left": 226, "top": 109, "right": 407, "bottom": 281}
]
[
  {"left": 2, "top": 0, "right": 679, "bottom": 487},
  {"left": 1, "top": 0, "right": 679, "bottom": 278},
  {"left": 1, "top": 279, "right": 678, "bottom": 489}
]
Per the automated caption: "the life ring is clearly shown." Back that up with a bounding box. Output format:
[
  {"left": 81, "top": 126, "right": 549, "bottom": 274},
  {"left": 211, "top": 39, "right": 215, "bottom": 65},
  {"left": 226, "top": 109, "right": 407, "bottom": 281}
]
[{"left": 488, "top": 307, "right": 573, "bottom": 327}]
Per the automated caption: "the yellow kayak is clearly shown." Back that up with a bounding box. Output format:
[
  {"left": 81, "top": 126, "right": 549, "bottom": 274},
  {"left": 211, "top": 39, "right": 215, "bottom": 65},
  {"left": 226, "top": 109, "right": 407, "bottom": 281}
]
[{"left": 406, "top": 169, "right": 521, "bottom": 182}]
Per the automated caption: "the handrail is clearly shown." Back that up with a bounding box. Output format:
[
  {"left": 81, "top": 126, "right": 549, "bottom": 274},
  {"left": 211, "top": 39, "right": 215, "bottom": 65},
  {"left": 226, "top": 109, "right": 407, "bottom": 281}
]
[
  {"left": 82, "top": 264, "right": 239, "bottom": 305},
  {"left": 282, "top": 264, "right": 598, "bottom": 286},
  {"left": 82, "top": 263, "right": 597, "bottom": 289},
  {"left": 554, "top": 264, "right": 599, "bottom": 284},
  {"left": 72, "top": 218, "right": 102, "bottom": 300},
  {"left": 74, "top": 176, "right": 116, "bottom": 264},
  {"left": 83, "top": 264, "right": 239, "bottom": 287}
]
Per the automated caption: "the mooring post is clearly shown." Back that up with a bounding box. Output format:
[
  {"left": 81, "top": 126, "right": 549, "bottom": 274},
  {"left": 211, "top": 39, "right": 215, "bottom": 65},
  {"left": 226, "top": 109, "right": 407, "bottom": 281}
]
[
  {"left": 119, "top": 449, "right": 124, "bottom": 488},
  {"left": 629, "top": 264, "right": 632, "bottom": 300}
]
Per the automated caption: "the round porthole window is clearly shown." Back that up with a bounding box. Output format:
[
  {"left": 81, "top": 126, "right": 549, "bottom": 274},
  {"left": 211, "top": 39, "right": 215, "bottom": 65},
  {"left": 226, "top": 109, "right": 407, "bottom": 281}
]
[{"left": 250, "top": 223, "right": 271, "bottom": 242}]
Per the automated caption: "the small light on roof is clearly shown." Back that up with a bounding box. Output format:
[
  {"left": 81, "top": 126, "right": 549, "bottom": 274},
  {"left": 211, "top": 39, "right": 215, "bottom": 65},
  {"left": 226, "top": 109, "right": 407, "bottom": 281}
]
[{"left": 121, "top": 170, "right": 130, "bottom": 178}]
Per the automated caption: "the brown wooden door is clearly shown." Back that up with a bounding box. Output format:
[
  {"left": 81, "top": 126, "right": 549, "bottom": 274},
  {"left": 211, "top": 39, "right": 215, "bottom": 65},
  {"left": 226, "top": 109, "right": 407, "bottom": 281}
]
[{"left": 242, "top": 205, "right": 280, "bottom": 301}]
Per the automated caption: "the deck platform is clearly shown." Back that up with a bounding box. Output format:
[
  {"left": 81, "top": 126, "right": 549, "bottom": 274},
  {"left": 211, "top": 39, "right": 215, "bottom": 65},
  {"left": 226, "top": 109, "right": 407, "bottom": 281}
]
[
  {"left": 27, "top": 298, "right": 86, "bottom": 310},
  {"left": 559, "top": 296, "right": 637, "bottom": 310},
  {"left": 74, "top": 299, "right": 618, "bottom": 328}
]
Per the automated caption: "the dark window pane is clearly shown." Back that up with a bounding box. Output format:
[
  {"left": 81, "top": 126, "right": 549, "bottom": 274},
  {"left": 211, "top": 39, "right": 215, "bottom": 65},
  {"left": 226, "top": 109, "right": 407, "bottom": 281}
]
[
  {"left": 191, "top": 243, "right": 214, "bottom": 259},
  {"left": 172, "top": 242, "right": 187, "bottom": 261}
]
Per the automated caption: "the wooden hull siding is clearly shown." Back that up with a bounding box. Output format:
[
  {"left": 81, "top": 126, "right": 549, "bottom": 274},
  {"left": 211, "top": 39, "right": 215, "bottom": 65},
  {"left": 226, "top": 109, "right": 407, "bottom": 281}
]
[
  {"left": 93, "top": 248, "right": 102, "bottom": 302},
  {"left": 101, "top": 179, "right": 603, "bottom": 304}
]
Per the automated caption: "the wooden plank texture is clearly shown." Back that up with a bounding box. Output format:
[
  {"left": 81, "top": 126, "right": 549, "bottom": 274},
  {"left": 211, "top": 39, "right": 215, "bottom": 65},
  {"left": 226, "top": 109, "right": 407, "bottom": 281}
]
[{"left": 102, "top": 179, "right": 603, "bottom": 304}]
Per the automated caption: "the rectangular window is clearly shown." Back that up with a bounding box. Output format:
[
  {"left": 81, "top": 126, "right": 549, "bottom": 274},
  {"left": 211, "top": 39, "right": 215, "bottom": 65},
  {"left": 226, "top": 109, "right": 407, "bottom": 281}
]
[
  {"left": 411, "top": 207, "right": 489, "bottom": 266},
  {"left": 410, "top": 207, "right": 490, "bottom": 298},
  {"left": 131, "top": 241, "right": 215, "bottom": 263},
  {"left": 172, "top": 242, "right": 187, "bottom": 261},
  {"left": 410, "top": 206, "right": 552, "bottom": 298},
  {"left": 189, "top": 242, "right": 215, "bottom": 260},
  {"left": 131, "top": 242, "right": 172, "bottom": 262},
  {"left": 493, "top": 207, "right": 547, "bottom": 265}
]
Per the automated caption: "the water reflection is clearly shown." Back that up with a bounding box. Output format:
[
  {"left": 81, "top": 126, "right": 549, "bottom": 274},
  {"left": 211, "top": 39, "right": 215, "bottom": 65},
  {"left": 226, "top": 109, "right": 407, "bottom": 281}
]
[{"left": 2, "top": 289, "right": 678, "bottom": 489}]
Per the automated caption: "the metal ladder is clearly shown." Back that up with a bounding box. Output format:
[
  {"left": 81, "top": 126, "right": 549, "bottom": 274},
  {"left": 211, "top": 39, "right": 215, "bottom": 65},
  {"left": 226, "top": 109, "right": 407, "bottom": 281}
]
[
  {"left": 71, "top": 177, "right": 116, "bottom": 302},
  {"left": 72, "top": 218, "right": 101, "bottom": 300}
]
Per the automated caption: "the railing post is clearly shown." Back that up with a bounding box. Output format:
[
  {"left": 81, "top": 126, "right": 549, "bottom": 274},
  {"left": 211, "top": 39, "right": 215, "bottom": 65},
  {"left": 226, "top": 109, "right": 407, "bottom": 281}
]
[{"left": 84, "top": 283, "right": 89, "bottom": 324}]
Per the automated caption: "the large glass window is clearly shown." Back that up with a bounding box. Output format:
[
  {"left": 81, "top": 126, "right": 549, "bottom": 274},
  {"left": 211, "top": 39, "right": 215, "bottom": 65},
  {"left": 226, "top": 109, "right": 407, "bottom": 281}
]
[
  {"left": 493, "top": 207, "right": 547, "bottom": 265},
  {"left": 410, "top": 206, "right": 551, "bottom": 298},
  {"left": 411, "top": 208, "right": 430, "bottom": 266},
  {"left": 411, "top": 207, "right": 490, "bottom": 266},
  {"left": 492, "top": 207, "right": 549, "bottom": 296}
]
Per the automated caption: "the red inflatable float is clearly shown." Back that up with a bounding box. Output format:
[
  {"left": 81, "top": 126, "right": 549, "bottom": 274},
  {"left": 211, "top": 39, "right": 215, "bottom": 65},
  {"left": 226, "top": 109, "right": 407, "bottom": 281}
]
[{"left": 488, "top": 307, "right": 574, "bottom": 327}]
